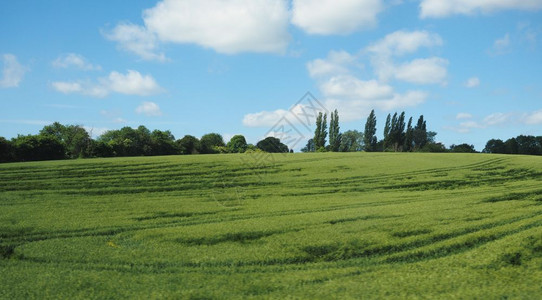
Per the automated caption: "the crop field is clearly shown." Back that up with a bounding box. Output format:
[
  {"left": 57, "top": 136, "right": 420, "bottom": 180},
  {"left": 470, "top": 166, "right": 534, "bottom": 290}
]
[{"left": 1, "top": 152, "right": 542, "bottom": 298}]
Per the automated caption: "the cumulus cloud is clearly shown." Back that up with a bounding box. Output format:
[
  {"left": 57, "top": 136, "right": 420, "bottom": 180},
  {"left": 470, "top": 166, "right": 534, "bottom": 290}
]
[
  {"left": 106, "top": 0, "right": 290, "bottom": 58},
  {"left": 243, "top": 30, "right": 449, "bottom": 127},
  {"left": 366, "top": 30, "right": 443, "bottom": 56},
  {"left": 366, "top": 30, "right": 447, "bottom": 85},
  {"left": 52, "top": 53, "right": 101, "bottom": 70},
  {"left": 243, "top": 108, "right": 289, "bottom": 127},
  {"left": 320, "top": 75, "right": 394, "bottom": 100},
  {"left": 135, "top": 101, "right": 162, "bottom": 116},
  {"left": 393, "top": 57, "right": 449, "bottom": 85},
  {"left": 291, "top": 0, "right": 384, "bottom": 35},
  {"left": 52, "top": 70, "right": 163, "bottom": 97},
  {"left": 465, "top": 77, "right": 480, "bottom": 88},
  {"left": 1, "top": 54, "right": 26, "bottom": 88},
  {"left": 51, "top": 82, "right": 83, "bottom": 94},
  {"left": 105, "top": 70, "right": 163, "bottom": 96},
  {"left": 420, "top": 0, "right": 542, "bottom": 18},
  {"left": 307, "top": 50, "right": 358, "bottom": 78},
  {"left": 104, "top": 23, "right": 167, "bottom": 62}
]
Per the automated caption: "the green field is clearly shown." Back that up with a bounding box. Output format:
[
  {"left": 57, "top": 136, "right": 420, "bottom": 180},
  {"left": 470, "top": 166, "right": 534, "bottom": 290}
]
[{"left": 1, "top": 153, "right": 542, "bottom": 299}]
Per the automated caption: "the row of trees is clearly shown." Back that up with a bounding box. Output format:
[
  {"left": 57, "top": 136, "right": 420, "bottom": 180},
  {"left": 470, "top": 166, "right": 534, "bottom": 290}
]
[
  {"left": 0, "top": 122, "right": 291, "bottom": 163},
  {"left": 303, "top": 109, "right": 442, "bottom": 153},
  {"left": 2, "top": 113, "right": 541, "bottom": 163},
  {"left": 483, "top": 135, "right": 542, "bottom": 155}
]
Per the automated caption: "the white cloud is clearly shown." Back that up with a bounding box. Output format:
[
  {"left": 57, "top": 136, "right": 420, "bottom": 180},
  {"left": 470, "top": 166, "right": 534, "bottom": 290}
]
[
  {"left": 139, "top": 0, "right": 290, "bottom": 55},
  {"left": 52, "top": 81, "right": 83, "bottom": 94},
  {"left": 483, "top": 112, "right": 510, "bottom": 126},
  {"left": 104, "top": 23, "right": 166, "bottom": 62},
  {"left": 420, "top": 0, "right": 542, "bottom": 18},
  {"left": 135, "top": 101, "right": 162, "bottom": 117},
  {"left": 465, "top": 77, "right": 480, "bottom": 88},
  {"left": 52, "top": 53, "right": 101, "bottom": 70},
  {"left": 244, "top": 75, "right": 428, "bottom": 127},
  {"left": 52, "top": 70, "right": 163, "bottom": 97},
  {"left": 366, "top": 31, "right": 447, "bottom": 85},
  {"left": 244, "top": 30, "right": 448, "bottom": 128},
  {"left": 1, "top": 54, "right": 26, "bottom": 88},
  {"left": 320, "top": 75, "right": 394, "bottom": 100},
  {"left": 243, "top": 108, "right": 289, "bottom": 127},
  {"left": 322, "top": 90, "right": 427, "bottom": 122},
  {"left": 291, "top": 0, "right": 384, "bottom": 35},
  {"left": 366, "top": 30, "right": 443, "bottom": 56},
  {"left": 307, "top": 50, "right": 357, "bottom": 78},
  {"left": 393, "top": 57, "right": 448, "bottom": 85},
  {"left": 105, "top": 70, "right": 162, "bottom": 96},
  {"left": 456, "top": 113, "right": 473, "bottom": 120},
  {"left": 448, "top": 112, "right": 512, "bottom": 133},
  {"left": 522, "top": 110, "right": 542, "bottom": 124}
]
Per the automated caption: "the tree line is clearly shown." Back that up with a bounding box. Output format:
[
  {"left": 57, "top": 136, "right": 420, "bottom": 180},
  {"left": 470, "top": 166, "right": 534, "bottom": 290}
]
[
  {"left": 483, "top": 135, "right": 542, "bottom": 155},
  {"left": 302, "top": 109, "right": 444, "bottom": 153},
  {"left": 302, "top": 109, "right": 542, "bottom": 156},
  {"left": 0, "top": 122, "right": 291, "bottom": 163},
  {"left": 1, "top": 111, "right": 541, "bottom": 163}
]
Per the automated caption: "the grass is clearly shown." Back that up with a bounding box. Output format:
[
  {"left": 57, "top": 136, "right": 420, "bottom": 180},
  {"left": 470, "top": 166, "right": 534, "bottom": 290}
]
[{"left": 1, "top": 152, "right": 542, "bottom": 299}]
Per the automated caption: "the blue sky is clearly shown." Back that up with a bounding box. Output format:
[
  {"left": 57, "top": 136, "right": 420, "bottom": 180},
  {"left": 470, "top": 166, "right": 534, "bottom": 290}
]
[{"left": 1, "top": 0, "right": 541, "bottom": 151}]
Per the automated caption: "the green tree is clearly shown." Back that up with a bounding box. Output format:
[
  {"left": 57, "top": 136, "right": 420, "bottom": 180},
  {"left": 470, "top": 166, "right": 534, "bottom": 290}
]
[
  {"left": 136, "top": 126, "right": 153, "bottom": 155},
  {"left": 0, "top": 137, "right": 14, "bottom": 162},
  {"left": 177, "top": 135, "right": 200, "bottom": 154},
  {"left": 413, "top": 115, "right": 427, "bottom": 150},
  {"left": 91, "top": 140, "right": 114, "bottom": 157},
  {"left": 483, "top": 139, "right": 505, "bottom": 154},
  {"left": 150, "top": 130, "right": 178, "bottom": 155},
  {"left": 363, "top": 110, "right": 377, "bottom": 152},
  {"left": 383, "top": 113, "right": 391, "bottom": 150},
  {"left": 516, "top": 135, "right": 541, "bottom": 155},
  {"left": 200, "top": 133, "right": 225, "bottom": 154},
  {"left": 314, "top": 113, "right": 322, "bottom": 150},
  {"left": 450, "top": 143, "right": 477, "bottom": 153},
  {"left": 404, "top": 117, "right": 413, "bottom": 152},
  {"left": 390, "top": 112, "right": 406, "bottom": 151},
  {"left": 421, "top": 142, "right": 447, "bottom": 153},
  {"left": 256, "top": 137, "right": 289, "bottom": 153},
  {"left": 328, "top": 109, "right": 341, "bottom": 152},
  {"left": 314, "top": 112, "right": 328, "bottom": 149},
  {"left": 504, "top": 138, "right": 518, "bottom": 154},
  {"left": 40, "top": 122, "right": 92, "bottom": 158},
  {"left": 98, "top": 127, "right": 146, "bottom": 156},
  {"left": 227, "top": 135, "right": 248, "bottom": 153},
  {"left": 340, "top": 130, "right": 363, "bottom": 152},
  {"left": 11, "top": 134, "right": 66, "bottom": 161},
  {"left": 301, "top": 138, "right": 315, "bottom": 152}
]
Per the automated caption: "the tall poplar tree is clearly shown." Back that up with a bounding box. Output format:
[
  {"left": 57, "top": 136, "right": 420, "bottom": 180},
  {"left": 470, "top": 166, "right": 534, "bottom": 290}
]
[
  {"left": 314, "top": 112, "right": 322, "bottom": 149},
  {"left": 413, "top": 115, "right": 427, "bottom": 150},
  {"left": 329, "top": 109, "right": 341, "bottom": 152},
  {"left": 314, "top": 112, "right": 328, "bottom": 150},
  {"left": 383, "top": 113, "right": 391, "bottom": 150},
  {"left": 404, "top": 116, "right": 414, "bottom": 152},
  {"left": 363, "top": 109, "right": 377, "bottom": 152}
]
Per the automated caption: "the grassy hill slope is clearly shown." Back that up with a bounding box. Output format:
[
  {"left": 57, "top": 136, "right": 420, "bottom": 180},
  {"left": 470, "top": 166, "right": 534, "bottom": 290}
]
[{"left": 1, "top": 153, "right": 542, "bottom": 298}]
